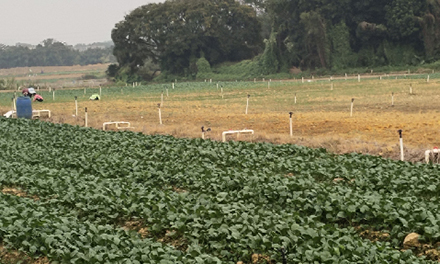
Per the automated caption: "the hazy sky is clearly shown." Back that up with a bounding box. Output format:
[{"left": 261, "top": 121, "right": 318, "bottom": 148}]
[{"left": 0, "top": 0, "right": 163, "bottom": 46}]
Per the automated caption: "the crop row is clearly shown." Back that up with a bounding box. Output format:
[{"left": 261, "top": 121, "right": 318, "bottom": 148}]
[
  {"left": 0, "top": 117, "right": 439, "bottom": 263},
  {"left": 0, "top": 165, "right": 431, "bottom": 263}
]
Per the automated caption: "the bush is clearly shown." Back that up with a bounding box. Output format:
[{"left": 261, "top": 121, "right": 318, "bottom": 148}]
[{"left": 81, "top": 74, "right": 99, "bottom": 80}]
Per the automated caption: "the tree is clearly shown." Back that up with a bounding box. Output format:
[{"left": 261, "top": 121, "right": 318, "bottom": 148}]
[
  {"left": 261, "top": 0, "right": 439, "bottom": 70},
  {"left": 110, "top": 0, "right": 263, "bottom": 79}
]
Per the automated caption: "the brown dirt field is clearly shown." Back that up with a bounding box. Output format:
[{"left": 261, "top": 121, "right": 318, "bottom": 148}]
[
  {"left": 0, "top": 245, "right": 49, "bottom": 264},
  {"left": 0, "top": 64, "right": 109, "bottom": 77},
  {"left": 30, "top": 95, "right": 437, "bottom": 163},
  {"left": 1, "top": 73, "right": 438, "bottom": 162},
  {"left": 0, "top": 64, "right": 109, "bottom": 88}
]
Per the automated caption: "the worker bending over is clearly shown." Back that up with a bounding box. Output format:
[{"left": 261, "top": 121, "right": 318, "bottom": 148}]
[{"left": 33, "top": 94, "right": 44, "bottom": 102}]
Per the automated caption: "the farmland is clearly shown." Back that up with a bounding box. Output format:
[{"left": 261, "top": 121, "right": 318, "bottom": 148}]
[
  {"left": 1, "top": 117, "right": 440, "bottom": 263},
  {"left": 1, "top": 67, "right": 440, "bottom": 262},
  {"left": 1, "top": 68, "right": 440, "bottom": 162}
]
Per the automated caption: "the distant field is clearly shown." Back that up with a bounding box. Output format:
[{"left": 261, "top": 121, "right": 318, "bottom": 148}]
[
  {"left": 1, "top": 71, "right": 439, "bottom": 162},
  {"left": 0, "top": 64, "right": 109, "bottom": 88}
]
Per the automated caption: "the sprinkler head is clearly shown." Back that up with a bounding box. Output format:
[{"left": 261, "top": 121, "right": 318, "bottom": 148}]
[
  {"left": 157, "top": 103, "right": 161, "bottom": 108},
  {"left": 75, "top": 96, "right": 77, "bottom": 100},
  {"left": 289, "top": 112, "right": 293, "bottom": 118},
  {"left": 247, "top": 94, "right": 250, "bottom": 98},
  {"left": 351, "top": 98, "right": 355, "bottom": 102},
  {"left": 398, "top": 129, "right": 402, "bottom": 137}
]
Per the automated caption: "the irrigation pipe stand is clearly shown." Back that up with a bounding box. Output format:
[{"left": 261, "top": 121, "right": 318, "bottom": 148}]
[
  {"left": 398, "top": 129, "right": 404, "bottom": 161},
  {"left": 103, "top": 121, "right": 132, "bottom": 131},
  {"left": 289, "top": 112, "right": 293, "bottom": 137},
  {"left": 222, "top": 129, "right": 254, "bottom": 142}
]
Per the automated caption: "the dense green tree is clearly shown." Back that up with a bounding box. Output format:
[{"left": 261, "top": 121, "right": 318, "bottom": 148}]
[
  {"left": 0, "top": 39, "right": 115, "bottom": 69},
  {"left": 110, "top": 0, "right": 263, "bottom": 79},
  {"left": 261, "top": 0, "right": 440, "bottom": 70}
]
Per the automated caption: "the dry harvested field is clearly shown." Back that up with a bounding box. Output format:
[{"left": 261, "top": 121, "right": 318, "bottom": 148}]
[
  {"left": 0, "top": 64, "right": 109, "bottom": 88},
  {"left": 0, "top": 64, "right": 109, "bottom": 77},
  {"left": 0, "top": 72, "right": 439, "bottom": 162}
]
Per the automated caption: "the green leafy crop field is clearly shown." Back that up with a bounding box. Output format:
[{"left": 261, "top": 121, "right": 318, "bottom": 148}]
[{"left": 1, "top": 118, "right": 440, "bottom": 263}]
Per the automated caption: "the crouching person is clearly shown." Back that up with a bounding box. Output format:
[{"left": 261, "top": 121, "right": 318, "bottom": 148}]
[{"left": 33, "top": 94, "right": 44, "bottom": 102}]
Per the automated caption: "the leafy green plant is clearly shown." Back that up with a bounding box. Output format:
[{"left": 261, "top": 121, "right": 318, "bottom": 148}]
[{"left": 0, "top": 118, "right": 439, "bottom": 263}]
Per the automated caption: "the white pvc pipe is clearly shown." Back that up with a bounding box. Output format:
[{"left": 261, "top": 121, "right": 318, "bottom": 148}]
[
  {"left": 221, "top": 88, "right": 223, "bottom": 99},
  {"left": 358, "top": 74, "right": 360, "bottom": 82},
  {"left": 289, "top": 117, "right": 293, "bottom": 137},
  {"left": 400, "top": 138, "right": 404, "bottom": 161},
  {"left": 53, "top": 90, "right": 55, "bottom": 101},
  {"left": 158, "top": 108, "right": 162, "bottom": 125},
  {"left": 161, "top": 93, "right": 164, "bottom": 107},
  {"left": 246, "top": 98, "right": 249, "bottom": 114},
  {"left": 75, "top": 98, "right": 78, "bottom": 116},
  {"left": 85, "top": 108, "right": 88, "bottom": 127},
  {"left": 172, "top": 83, "right": 174, "bottom": 89},
  {"left": 166, "top": 89, "right": 169, "bottom": 97},
  {"left": 99, "top": 86, "right": 102, "bottom": 97},
  {"left": 222, "top": 129, "right": 254, "bottom": 142},
  {"left": 103, "top": 121, "right": 130, "bottom": 131},
  {"left": 350, "top": 99, "right": 354, "bottom": 117}
]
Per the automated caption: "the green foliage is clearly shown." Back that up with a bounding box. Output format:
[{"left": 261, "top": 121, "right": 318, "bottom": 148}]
[
  {"left": 196, "top": 57, "right": 212, "bottom": 74},
  {"left": 329, "top": 21, "right": 356, "bottom": 70},
  {"left": 258, "top": 32, "right": 280, "bottom": 74},
  {"left": 105, "top": 64, "right": 119, "bottom": 78},
  {"left": 262, "top": 0, "right": 436, "bottom": 71},
  {"left": 0, "top": 39, "right": 115, "bottom": 69},
  {"left": 0, "top": 78, "right": 18, "bottom": 90},
  {"left": 80, "top": 74, "right": 99, "bottom": 80},
  {"left": 385, "top": 0, "right": 424, "bottom": 40},
  {"left": 381, "top": 42, "right": 422, "bottom": 66},
  {"left": 111, "top": 0, "right": 263, "bottom": 80},
  {"left": 0, "top": 118, "right": 440, "bottom": 263}
]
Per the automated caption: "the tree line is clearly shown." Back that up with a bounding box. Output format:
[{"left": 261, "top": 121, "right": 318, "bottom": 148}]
[
  {"left": 108, "top": 0, "right": 440, "bottom": 82},
  {"left": 0, "top": 39, "right": 115, "bottom": 69}
]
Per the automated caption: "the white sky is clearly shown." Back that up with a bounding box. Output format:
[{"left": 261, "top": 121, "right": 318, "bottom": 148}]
[{"left": 0, "top": 0, "right": 164, "bottom": 46}]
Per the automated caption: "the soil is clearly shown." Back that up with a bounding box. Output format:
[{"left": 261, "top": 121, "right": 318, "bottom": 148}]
[{"left": 25, "top": 96, "right": 440, "bottom": 163}]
